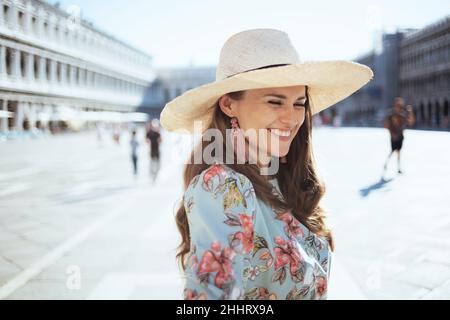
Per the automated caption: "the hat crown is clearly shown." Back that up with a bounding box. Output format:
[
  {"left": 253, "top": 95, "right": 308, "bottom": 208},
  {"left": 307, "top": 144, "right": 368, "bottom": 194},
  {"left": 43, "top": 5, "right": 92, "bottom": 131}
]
[{"left": 216, "top": 28, "right": 302, "bottom": 81}]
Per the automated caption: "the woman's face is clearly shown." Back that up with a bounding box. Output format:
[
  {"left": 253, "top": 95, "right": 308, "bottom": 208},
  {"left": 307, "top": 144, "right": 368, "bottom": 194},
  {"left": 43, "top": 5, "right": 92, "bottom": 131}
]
[{"left": 220, "top": 85, "right": 307, "bottom": 160}]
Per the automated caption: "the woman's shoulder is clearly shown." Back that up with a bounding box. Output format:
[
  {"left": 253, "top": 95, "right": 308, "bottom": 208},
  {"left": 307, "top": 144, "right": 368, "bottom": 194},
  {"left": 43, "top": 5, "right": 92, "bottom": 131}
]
[
  {"left": 185, "top": 163, "right": 254, "bottom": 197},
  {"left": 183, "top": 164, "right": 258, "bottom": 217}
]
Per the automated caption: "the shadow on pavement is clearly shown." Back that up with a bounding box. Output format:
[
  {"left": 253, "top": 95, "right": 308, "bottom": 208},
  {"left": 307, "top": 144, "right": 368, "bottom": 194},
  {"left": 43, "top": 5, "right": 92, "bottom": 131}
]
[{"left": 359, "top": 176, "right": 394, "bottom": 198}]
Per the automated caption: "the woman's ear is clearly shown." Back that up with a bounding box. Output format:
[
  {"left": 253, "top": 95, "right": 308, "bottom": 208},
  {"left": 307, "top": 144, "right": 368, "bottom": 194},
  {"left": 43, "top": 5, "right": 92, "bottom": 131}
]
[{"left": 218, "top": 95, "right": 235, "bottom": 118}]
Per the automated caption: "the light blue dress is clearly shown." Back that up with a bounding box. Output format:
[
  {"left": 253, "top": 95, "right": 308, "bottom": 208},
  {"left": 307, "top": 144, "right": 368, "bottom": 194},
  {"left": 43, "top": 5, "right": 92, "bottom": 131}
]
[{"left": 182, "top": 163, "right": 331, "bottom": 300}]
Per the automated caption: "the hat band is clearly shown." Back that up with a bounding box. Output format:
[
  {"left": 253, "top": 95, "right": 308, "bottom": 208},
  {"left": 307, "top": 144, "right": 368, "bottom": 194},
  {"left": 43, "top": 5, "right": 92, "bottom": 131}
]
[{"left": 226, "top": 63, "right": 291, "bottom": 79}]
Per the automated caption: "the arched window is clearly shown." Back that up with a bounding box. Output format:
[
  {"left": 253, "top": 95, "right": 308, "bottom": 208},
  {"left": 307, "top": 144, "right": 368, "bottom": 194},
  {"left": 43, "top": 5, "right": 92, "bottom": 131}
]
[
  {"left": 31, "top": 16, "right": 37, "bottom": 35},
  {"left": 419, "top": 103, "right": 425, "bottom": 125},
  {"left": 444, "top": 100, "right": 449, "bottom": 117},
  {"left": 43, "top": 21, "right": 48, "bottom": 37},
  {"left": 5, "top": 47, "right": 12, "bottom": 75},
  {"left": 3, "top": 5, "right": 9, "bottom": 25},
  {"left": 33, "top": 55, "right": 39, "bottom": 79},
  {"left": 56, "top": 62, "right": 61, "bottom": 82},
  {"left": 427, "top": 102, "right": 432, "bottom": 126},
  {"left": 45, "top": 58, "right": 50, "bottom": 80},
  {"left": 18, "top": 11, "right": 24, "bottom": 30},
  {"left": 66, "top": 63, "right": 70, "bottom": 82},
  {"left": 435, "top": 101, "right": 441, "bottom": 127}
]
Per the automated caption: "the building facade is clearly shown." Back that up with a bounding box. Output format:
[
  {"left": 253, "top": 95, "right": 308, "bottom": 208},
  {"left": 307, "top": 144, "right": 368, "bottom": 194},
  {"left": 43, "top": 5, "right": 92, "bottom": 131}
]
[
  {"left": 399, "top": 16, "right": 450, "bottom": 129},
  {"left": 139, "top": 66, "right": 215, "bottom": 118},
  {"left": 0, "top": 0, "right": 154, "bottom": 133},
  {"left": 329, "top": 15, "right": 450, "bottom": 130}
]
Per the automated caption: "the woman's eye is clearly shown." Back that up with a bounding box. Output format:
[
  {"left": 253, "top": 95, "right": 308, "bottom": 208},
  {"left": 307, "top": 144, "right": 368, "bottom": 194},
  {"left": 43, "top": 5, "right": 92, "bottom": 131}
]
[{"left": 268, "top": 101, "right": 305, "bottom": 108}]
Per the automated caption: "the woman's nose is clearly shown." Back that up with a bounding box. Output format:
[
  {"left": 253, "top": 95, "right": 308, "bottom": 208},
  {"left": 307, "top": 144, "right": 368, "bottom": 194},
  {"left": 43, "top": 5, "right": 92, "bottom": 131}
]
[{"left": 278, "top": 106, "right": 301, "bottom": 127}]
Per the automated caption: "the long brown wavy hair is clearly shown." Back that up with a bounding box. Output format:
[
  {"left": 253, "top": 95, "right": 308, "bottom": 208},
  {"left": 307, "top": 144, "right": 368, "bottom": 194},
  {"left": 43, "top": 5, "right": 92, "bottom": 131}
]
[{"left": 175, "top": 86, "right": 334, "bottom": 270}]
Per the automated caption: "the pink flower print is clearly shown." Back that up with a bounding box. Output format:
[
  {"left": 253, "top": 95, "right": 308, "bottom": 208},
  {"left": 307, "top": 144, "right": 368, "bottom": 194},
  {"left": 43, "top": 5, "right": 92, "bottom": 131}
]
[
  {"left": 258, "top": 249, "right": 274, "bottom": 268},
  {"left": 276, "top": 212, "right": 305, "bottom": 239},
  {"left": 258, "top": 287, "right": 277, "bottom": 300},
  {"left": 243, "top": 287, "right": 278, "bottom": 300},
  {"left": 202, "top": 165, "right": 227, "bottom": 193},
  {"left": 197, "top": 241, "right": 236, "bottom": 289},
  {"left": 235, "top": 214, "right": 254, "bottom": 253},
  {"left": 184, "top": 288, "right": 207, "bottom": 300},
  {"left": 226, "top": 213, "right": 254, "bottom": 254},
  {"left": 272, "top": 237, "right": 304, "bottom": 284},
  {"left": 247, "top": 266, "right": 260, "bottom": 281},
  {"left": 315, "top": 276, "right": 327, "bottom": 299}
]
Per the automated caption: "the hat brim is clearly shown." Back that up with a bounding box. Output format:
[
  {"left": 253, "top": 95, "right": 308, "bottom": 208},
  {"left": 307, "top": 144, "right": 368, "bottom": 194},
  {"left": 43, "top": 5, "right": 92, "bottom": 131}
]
[{"left": 160, "top": 60, "right": 373, "bottom": 133}]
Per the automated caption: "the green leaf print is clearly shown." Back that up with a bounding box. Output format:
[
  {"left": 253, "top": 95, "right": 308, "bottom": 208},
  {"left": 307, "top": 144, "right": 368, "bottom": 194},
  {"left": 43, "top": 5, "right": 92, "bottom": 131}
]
[{"left": 223, "top": 178, "right": 247, "bottom": 210}]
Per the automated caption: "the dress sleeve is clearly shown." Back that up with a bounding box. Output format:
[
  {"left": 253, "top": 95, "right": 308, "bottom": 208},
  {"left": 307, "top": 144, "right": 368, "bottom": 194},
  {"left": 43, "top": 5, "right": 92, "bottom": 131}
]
[{"left": 182, "top": 164, "right": 256, "bottom": 300}]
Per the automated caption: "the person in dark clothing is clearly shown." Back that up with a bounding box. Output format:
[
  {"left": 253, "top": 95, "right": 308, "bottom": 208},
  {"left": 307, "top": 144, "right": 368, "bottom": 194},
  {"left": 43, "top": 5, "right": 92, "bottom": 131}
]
[
  {"left": 130, "top": 130, "right": 139, "bottom": 176},
  {"left": 383, "top": 97, "right": 415, "bottom": 175},
  {"left": 146, "top": 119, "right": 162, "bottom": 182}
]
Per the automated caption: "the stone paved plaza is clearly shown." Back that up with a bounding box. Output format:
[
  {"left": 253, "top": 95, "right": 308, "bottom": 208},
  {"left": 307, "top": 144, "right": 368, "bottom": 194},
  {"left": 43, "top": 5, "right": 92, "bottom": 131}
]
[{"left": 0, "top": 127, "right": 449, "bottom": 299}]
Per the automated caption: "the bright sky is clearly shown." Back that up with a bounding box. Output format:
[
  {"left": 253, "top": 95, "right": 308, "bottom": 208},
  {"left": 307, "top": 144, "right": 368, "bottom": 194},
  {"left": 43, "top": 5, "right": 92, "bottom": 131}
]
[{"left": 50, "top": 0, "right": 449, "bottom": 68}]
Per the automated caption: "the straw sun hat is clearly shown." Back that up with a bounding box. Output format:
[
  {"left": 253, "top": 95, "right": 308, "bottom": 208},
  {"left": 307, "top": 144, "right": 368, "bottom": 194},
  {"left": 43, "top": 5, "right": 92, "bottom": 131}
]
[{"left": 160, "top": 28, "right": 373, "bottom": 133}]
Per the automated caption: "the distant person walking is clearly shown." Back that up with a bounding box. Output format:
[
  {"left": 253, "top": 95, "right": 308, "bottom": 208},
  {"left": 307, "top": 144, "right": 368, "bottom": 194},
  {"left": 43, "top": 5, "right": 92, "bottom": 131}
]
[
  {"left": 383, "top": 97, "right": 415, "bottom": 175},
  {"left": 130, "top": 130, "right": 139, "bottom": 176},
  {"left": 146, "top": 119, "right": 162, "bottom": 182},
  {"left": 113, "top": 125, "right": 121, "bottom": 145}
]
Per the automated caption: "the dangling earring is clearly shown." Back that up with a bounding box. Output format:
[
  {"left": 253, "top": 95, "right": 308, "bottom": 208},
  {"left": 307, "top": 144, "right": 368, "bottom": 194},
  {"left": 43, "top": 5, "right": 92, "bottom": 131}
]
[
  {"left": 230, "top": 117, "right": 248, "bottom": 164},
  {"left": 280, "top": 156, "right": 287, "bottom": 164}
]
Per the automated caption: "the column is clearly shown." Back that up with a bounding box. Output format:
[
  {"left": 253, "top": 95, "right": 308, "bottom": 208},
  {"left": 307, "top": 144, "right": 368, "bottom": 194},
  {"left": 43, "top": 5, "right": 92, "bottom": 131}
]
[
  {"left": 54, "top": 19, "right": 62, "bottom": 43},
  {"left": 11, "top": 48, "right": 21, "bottom": 79},
  {"left": 24, "top": 3, "right": 33, "bottom": 34},
  {"left": 38, "top": 55, "right": 46, "bottom": 82},
  {"left": 60, "top": 63, "right": 67, "bottom": 84},
  {"left": 50, "top": 59, "right": 57, "bottom": 84},
  {"left": 36, "top": 8, "right": 45, "bottom": 38},
  {"left": 69, "top": 65, "right": 75, "bottom": 85},
  {"left": 27, "top": 102, "right": 36, "bottom": 130},
  {"left": 430, "top": 103, "right": 436, "bottom": 127},
  {"left": 9, "top": 0, "right": 18, "bottom": 30},
  {"left": 15, "top": 102, "right": 24, "bottom": 131},
  {"left": 87, "top": 70, "right": 93, "bottom": 87},
  {"left": 0, "top": 0, "right": 4, "bottom": 26},
  {"left": 26, "top": 51, "right": 34, "bottom": 81},
  {"left": 30, "top": 102, "right": 42, "bottom": 128},
  {"left": 21, "top": 101, "right": 30, "bottom": 130},
  {"left": 66, "top": 28, "right": 73, "bottom": 47},
  {"left": 57, "top": 21, "right": 65, "bottom": 43},
  {"left": 42, "top": 104, "right": 52, "bottom": 130},
  {"left": 79, "top": 68, "right": 85, "bottom": 87},
  {"left": 48, "top": 14, "right": 56, "bottom": 41}
]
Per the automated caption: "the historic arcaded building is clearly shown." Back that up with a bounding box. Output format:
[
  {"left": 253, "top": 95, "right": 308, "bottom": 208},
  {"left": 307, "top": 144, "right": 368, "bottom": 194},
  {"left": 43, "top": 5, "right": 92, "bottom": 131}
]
[
  {"left": 0, "top": 0, "right": 154, "bottom": 133},
  {"left": 329, "top": 15, "right": 449, "bottom": 130},
  {"left": 399, "top": 16, "right": 450, "bottom": 129}
]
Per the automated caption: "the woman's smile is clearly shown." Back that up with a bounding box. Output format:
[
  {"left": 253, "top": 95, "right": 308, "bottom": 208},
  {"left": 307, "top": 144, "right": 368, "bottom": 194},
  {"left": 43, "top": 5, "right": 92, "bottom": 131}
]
[{"left": 268, "top": 128, "right": 294, "bottom": 142}]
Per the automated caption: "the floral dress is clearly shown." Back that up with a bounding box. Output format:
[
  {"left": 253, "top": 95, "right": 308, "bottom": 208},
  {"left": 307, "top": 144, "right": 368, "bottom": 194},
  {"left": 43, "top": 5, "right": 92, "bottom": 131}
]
[{"left": 182, "top": 163, "right": 331, "bottom": 300}]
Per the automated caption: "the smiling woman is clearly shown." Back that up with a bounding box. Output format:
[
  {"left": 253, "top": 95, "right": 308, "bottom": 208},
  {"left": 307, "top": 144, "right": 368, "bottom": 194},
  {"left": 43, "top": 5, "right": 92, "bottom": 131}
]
[{"left": 161, "top": 28, "right": 373, "bottom": 300}]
